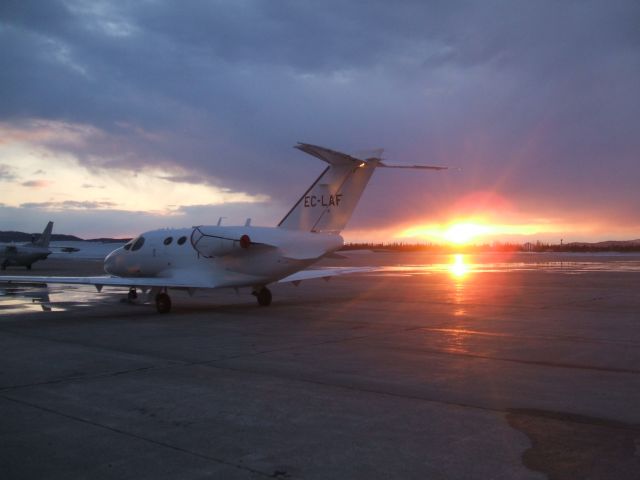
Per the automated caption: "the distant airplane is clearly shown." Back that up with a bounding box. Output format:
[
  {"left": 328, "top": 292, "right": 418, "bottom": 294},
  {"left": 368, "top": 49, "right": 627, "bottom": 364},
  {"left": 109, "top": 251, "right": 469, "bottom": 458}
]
[
  {"left": 0, "top": 144, "right": 446, "bottom": 312},
  {"left": 1, "top": 221, "right": 54, "bottom": 270}
]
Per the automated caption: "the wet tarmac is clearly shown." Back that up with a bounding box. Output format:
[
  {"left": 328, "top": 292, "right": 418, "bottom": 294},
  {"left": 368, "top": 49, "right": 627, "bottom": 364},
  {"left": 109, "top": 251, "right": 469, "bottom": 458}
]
[{"left": 1, "top": 252, "right": 639, "bottom": 479}]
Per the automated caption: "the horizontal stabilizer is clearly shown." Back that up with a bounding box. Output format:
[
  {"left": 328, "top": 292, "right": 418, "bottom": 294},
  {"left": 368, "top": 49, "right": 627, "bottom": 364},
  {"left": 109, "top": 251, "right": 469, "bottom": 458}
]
[
  {"left": 295, "top": 143, "right": 366, "bottom": 166},
  {"left": 378, "top": 161, "right": 448, "bottom": 170}
]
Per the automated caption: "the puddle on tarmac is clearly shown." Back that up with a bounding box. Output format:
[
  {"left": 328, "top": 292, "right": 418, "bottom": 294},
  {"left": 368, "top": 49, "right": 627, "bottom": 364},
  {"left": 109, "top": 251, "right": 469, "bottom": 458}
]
[
  {"left": 0, "top": 284, "right": 118, "bottom": 315},
  {"left": 507, "top": 409, "right": 640, "bottom": 479}
]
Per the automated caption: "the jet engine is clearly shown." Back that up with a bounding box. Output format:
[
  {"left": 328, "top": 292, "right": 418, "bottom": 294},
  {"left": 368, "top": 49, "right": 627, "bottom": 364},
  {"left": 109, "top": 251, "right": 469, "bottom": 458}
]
[{"left": 190, "top": 227, "right": 251, "bottom": 258}]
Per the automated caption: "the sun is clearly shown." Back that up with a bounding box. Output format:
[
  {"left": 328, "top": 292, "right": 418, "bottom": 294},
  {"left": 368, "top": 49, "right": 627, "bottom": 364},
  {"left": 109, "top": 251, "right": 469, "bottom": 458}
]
[{"left": 443, "top": 223, "right": 491, "bottom": 245}]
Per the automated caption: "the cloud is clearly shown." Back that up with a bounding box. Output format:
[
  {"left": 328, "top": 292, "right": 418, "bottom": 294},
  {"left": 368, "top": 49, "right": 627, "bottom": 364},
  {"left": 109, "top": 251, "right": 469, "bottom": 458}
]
[
  {"left": 20, "top": 200, "right": 117, "bottom": 210},
  {"left": 0, "top": 164, "right": 17, "bottom": 181},
  {"left": 1, "top": 1, "right": 639, "bottom": 240},
  {"left": 158, "top": 174, "right": 212, "bottom": 186},
  {"left": 21, "top": 179, "right": 51, "bottom": 188}
]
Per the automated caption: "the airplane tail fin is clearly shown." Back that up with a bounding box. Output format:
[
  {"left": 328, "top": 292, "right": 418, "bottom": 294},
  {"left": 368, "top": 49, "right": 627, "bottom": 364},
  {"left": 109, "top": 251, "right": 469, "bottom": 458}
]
[
  {"left": 33, "top": 221, "right": 53, "bottom": 247},
  {"left": 278, "top": 143, "right": 447, "bottom": 234}
]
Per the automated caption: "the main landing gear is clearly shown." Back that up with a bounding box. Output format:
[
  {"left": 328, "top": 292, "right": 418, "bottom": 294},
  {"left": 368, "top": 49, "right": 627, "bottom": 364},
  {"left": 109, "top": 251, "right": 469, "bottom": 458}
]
[
  {"left": 253, "top": 286, "right": 272, "bottom": 306},
  {"left": 155, "top": 291, "right": 172, "bottom": 314},
  {"left": 140, "top": 286, "right": 271, "bottom": 314},
  {"left": 125, "top": 287, "right": 171, "bottom": 313}
]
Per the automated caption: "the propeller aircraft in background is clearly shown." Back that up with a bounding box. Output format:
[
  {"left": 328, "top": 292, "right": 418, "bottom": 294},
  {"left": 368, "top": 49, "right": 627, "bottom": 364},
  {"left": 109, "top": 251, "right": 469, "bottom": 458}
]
[{"left": 1, "top": 221, "right": 53, "bottom": 270}]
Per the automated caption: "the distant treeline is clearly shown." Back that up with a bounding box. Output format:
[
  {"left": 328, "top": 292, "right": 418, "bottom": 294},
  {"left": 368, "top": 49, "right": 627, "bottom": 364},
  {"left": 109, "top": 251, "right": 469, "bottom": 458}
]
[
  {"left": 0, "top": 231, "right": 129, "bottom": 243},
  {"left": 0, "top": 231, "right": 82, "bottom": 243},
  {"left": 341, "top": 242, "right": 640, "bottom": 253}
]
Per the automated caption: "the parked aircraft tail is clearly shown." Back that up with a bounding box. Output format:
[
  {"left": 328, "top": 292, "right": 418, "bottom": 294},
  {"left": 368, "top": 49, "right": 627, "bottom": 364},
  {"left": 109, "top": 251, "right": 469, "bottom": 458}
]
[
  {"left": 278, "top": 143, "right": 447, "bottom": 233},
  {"left": 33, "top": 221, "right": 53, "bottom": 247}
]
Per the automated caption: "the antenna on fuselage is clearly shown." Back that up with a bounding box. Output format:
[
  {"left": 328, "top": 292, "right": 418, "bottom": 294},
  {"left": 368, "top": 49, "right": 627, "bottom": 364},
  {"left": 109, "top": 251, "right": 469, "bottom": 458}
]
[
  {"left": 217, "top": 217, "right": 226, "bottom": 226},
  {"left": 244, "top": 218, "right": 252, "bottom": 227}
]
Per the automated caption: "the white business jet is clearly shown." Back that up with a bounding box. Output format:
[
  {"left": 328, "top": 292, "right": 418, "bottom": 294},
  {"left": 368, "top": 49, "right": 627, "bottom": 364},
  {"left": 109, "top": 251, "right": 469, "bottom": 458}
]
[
  {"left": 0, "top": 144, "right": 445, "bottom": 312},
  {"left": 1, "top": 221, "right": 54, "bottom": 270}
]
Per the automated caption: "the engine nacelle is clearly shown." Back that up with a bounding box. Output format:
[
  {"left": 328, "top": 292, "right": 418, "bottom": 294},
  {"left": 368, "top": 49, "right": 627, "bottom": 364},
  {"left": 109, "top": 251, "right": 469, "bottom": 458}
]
[{"left": 190, "top": 227, "right": 250, "bottom": 258}]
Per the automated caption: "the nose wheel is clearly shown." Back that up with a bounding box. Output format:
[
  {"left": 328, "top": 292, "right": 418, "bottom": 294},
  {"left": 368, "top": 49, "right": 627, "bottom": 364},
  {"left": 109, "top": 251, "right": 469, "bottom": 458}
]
[
  {"left": 253, "top": 287, "right": 272, "bottom": 306},
  {"left": 127, "top": 287, "right": 138, "bottom": 303},
  {"left": 155, "top": 292, "right": 172, "bottom": 313}
]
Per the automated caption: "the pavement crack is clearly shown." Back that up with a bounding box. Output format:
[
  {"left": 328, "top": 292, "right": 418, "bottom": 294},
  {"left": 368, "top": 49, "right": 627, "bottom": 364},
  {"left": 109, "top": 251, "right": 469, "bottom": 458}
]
[
  {"left": 0, "top": 365, "right": 161, "bottom": 392},
  {"left": 0, "top": 394, "right": 273, "bottom": 478}
]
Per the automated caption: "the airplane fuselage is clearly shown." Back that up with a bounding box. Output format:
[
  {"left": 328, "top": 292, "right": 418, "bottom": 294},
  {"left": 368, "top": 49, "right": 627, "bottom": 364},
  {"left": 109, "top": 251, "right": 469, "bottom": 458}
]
[
  {"left": 1, "top": 245, "right": 50, "bottom": 269},
  {"left": 103, "top": 226, "right": 344, "bottom": 289}
]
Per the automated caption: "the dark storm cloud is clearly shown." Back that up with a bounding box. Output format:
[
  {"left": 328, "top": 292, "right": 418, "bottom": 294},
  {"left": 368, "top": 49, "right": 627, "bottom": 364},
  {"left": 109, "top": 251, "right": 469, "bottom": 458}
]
[{"left": 1, "top": 0, "right": 639, "bottom": 234}]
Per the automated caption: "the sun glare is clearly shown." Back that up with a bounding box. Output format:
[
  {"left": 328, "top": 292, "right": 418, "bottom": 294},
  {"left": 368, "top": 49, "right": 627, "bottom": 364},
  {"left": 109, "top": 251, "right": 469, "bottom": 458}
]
[
  {"left": 395, "top": 219, "right": 546, "bottom": 245},
  {"left": 397, "top": 221, "right": 493, "bottom": 245},
  {"left": 443, "top": 223, "right": 490, "bottom": 245},
  {"left": 450, "top": 254, "right": 470, "bottom": 278}
]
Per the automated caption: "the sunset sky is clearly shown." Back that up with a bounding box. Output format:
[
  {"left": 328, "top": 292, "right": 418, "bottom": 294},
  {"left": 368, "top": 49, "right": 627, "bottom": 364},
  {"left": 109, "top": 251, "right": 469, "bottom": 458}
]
[{"left": 1, "top": 1, "right": 639, "bottom": 243}]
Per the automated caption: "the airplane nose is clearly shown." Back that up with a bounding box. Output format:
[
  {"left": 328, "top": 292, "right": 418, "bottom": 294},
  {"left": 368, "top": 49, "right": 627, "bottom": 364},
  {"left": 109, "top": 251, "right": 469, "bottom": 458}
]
[{"left": 104, "top": 250, "right": 119, "bottom": 274}]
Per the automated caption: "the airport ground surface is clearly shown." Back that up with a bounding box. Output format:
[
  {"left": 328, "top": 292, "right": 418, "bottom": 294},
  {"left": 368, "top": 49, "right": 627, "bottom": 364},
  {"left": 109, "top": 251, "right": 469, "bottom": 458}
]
[{"left": 1, "top": 252, "right": 639, "bottom": 479}]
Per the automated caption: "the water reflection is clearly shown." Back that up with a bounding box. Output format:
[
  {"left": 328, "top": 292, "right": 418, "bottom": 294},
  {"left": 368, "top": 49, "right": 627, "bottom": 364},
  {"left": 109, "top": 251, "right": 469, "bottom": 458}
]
[
  {"left": 450, "top": 254, "right": 470, "bottom": 279},
  {"left": 368, "top": 252, "right": 640, "bottom": 276},
  {"left": 0, "top": 285, "right": 53, "bottom": 314},
  {"left": 449, "top": 255, "right": 469, "bottom": 317},
  {"left": 0, "top": 284, "right": 108, "bottom": 315}
]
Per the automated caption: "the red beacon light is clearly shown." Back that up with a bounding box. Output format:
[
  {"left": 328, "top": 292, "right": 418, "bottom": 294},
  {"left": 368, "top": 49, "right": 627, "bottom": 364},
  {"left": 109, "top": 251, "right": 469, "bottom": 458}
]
[{"left": 240, "top": 234, "right": 251, "bottom": 249}]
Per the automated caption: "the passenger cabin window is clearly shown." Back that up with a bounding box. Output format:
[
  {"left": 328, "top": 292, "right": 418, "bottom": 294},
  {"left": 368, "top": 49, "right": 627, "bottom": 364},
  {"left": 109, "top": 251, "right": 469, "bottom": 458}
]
[
  {"left": 177, "top": 236, "right": 187, "bottom": 245},
  {"left": 131, "top": 236, "right": 145, "bottom": 251},
  {"left": 163, "top": 237, "right": 173, "bottom": 245}
]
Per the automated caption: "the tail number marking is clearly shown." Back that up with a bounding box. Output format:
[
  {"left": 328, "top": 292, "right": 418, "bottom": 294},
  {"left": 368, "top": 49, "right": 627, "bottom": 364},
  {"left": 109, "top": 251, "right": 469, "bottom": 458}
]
[{"left": 304, "top": 194, "right": 342, "bottom": 208}]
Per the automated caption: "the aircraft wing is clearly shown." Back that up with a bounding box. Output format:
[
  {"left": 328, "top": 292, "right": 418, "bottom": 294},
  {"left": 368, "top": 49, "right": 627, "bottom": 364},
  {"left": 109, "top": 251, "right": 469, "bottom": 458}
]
[
  {"left": 278, "top": 266, "right": 376, "bottom": 283},
  {"left": 0, "top": 266, "right": 377, "bottom": 290},
  {"left": 0, "top": 275, "right": 217, "bottom": 289}
]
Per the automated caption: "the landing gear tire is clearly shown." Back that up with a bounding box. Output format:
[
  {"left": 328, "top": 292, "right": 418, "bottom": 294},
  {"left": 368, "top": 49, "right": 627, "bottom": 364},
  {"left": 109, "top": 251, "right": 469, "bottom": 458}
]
[
  {"left": 254, "top": 287, "right": 272, "bottom": 306},
  {"left": 127, "top": 288, "right": 138, "bottom": 303},
  {"left": 155, "top": 292, "right": 171, "bottom": 313}
]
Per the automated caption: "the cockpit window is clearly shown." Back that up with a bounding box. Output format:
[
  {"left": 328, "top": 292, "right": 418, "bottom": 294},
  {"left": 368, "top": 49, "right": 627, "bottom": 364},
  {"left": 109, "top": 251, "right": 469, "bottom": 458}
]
[
  {"left": 131, "top": 236, "right": 145, "bottom": 251},
  {"left": 163, "top": 237, "right": 173, "bottom": 245},
  {"left": 177, "top": 236, "right": 187, "bottom": 245},
  {"left": 123, "top": 241, "right": 133, "bottom": 251}
]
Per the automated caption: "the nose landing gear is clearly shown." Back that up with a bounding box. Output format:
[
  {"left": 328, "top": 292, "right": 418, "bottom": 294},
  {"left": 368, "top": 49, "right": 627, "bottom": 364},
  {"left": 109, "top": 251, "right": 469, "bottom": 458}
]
[
  {"left": 127, "top": 287, "right": 138, "bottom": 303},
  {"left": 253, "top": 286, "right": 272, "bottom": 306},
  {"left": 155, "top": 292, "right": 172, "bottom": 313}
]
